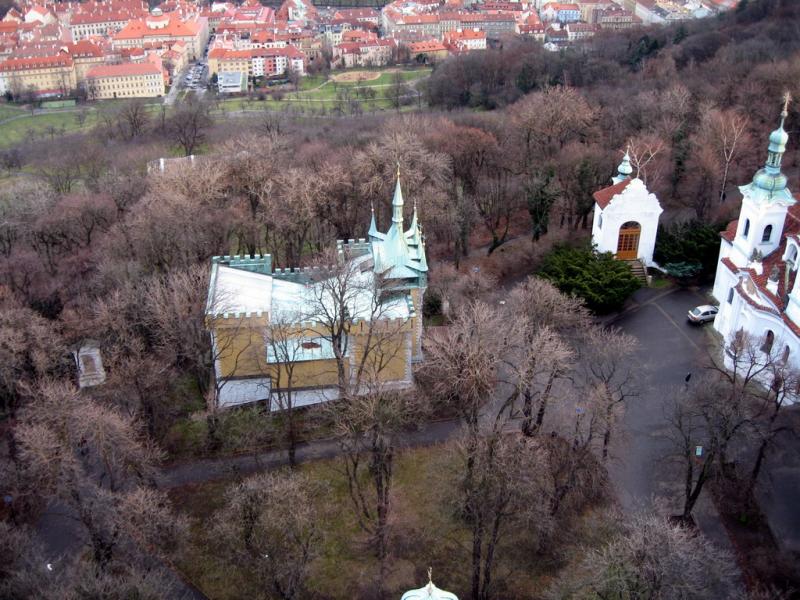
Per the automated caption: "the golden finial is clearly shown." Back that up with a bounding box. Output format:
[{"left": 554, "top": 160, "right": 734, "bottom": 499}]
[
  {"left": 782, "top": 91, "right": 791, "bottom": 119},
  {"left": 427, "top": 567, "right": 433, "bottom": 585}
]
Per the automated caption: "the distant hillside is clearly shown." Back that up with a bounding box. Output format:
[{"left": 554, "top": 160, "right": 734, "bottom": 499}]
[{"left": 427, "top": 0, "right": 800, "bottom": 117}]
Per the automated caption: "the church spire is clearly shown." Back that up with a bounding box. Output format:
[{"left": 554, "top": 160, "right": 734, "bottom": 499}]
[
  {"left": 766, "top": 92, "right": 791, "bottom": 172},
  {"left": 746, "top": 94, "right": 793, "bottom": 202},
  {"left": 612, "top": 146, "right": 633, "bottom": 184},
  {"left": 392, "top": 163, "right": 404, "bottom": 227}
]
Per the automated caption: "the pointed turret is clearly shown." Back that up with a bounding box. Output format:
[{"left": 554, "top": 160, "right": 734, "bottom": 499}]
[
  {"left": 744, "top": 93, "right": 793, "bottom": 204},
  {"left": 392, "top": 163, "right": 404, "bottom": 227},
  {"left": 368, "top": 203, "right": 381, "bottom": 240},
  {"left": 612, "top": 147, "right": 633, "bottom": 184}
]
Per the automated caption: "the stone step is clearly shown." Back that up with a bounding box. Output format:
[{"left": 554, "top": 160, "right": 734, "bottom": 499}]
[{"left": 625, "top": 260, "right": 648, "bottom": 283}]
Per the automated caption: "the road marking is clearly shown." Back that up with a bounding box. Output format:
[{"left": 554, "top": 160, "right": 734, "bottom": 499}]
[{"left": 653, "top": 302, "right": 700, "bottom": 352}]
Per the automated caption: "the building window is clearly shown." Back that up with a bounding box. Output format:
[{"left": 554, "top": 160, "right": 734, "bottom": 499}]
[
  {"left": 762, "top": 225, "right": 773, "bottom": 243},
  {"left": 598, "top": 214, "right": 603, "bottom": 229},
  {"left": 743, "top": 219, "right": 750, "bottom": 238},
  {"left": 762, "top": 330, "right": 775, "bottom": 354},
  {"left": 782, "top": 345, "right": 791, "bottom": 364},
  {"left": 727, "top": 288, "right": 734, "bottom": 303}
]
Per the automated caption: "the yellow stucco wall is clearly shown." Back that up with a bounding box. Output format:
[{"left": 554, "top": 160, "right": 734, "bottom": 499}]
[{"left": 210, "top": 313, "right": 417, "bottom": 389}]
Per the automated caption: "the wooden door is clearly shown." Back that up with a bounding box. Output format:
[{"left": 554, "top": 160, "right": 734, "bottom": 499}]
[{"left": 616, "top": 222, "right": 641, "bottom": 260}]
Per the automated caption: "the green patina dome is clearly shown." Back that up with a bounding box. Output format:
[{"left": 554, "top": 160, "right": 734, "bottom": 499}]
[
  {"left": 769, "top": 123, "right": 789, "bottom": 153},
  {"left": 741, "top": 98, "right": 794, "bottom": 203}
]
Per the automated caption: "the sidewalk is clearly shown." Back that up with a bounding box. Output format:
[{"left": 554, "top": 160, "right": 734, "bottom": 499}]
[{"left": 158, "top": 419, "right": 459, "bottom": 489}]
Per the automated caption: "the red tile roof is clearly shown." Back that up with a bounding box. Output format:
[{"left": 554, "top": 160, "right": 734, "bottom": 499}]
[
  {"left": 593, "top": 178, "right": 631, "bottom": 210},
  {"left": 0, "top": 54, "right": 72, "bottom": 70},
  {"left": 720, "top": 219, "right": 738, "bottom": 243}
]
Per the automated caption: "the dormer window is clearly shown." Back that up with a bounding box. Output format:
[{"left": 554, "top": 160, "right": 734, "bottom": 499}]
[
  {"left": 762, "top": 225, "right": 773, "bottom": 243},
  {"left": 742, "top": 219, "right": 750, "bottom": 239}
]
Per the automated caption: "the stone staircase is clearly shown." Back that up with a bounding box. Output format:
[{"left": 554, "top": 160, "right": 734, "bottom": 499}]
[{"left": 626, "top": 259, "right": 648, "bottom": 284}]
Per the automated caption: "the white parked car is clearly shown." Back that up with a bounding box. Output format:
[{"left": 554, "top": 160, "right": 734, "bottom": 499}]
[{"left": 687, "top": 305, "right": 718, "bottom": 324}]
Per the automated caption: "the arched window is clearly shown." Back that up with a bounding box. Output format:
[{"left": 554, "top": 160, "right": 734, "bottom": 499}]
[
  {"left": 598, "top": 214, "right": 603, "bottom": 229},
  {"left": 727, "top": 288, "right": 734, "bottom": 303},
  {"left": 782, "top": 345, "right": 791, "bottom": 364},
  {"left": 762, "top": 225, "right": 773, "bottom": 243},
  {"left": 762, "top": 330, "right": 775, "bottom": 354},
  {"left": 743, "top": 219, "right": 750, "bottom": 239}
]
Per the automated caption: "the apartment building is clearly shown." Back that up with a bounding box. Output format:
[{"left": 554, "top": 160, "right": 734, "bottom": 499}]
[{"left": 84, "top": 60, "right": 165, "bottom": 98}]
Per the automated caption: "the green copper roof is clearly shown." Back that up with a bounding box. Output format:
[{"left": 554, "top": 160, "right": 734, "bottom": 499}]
[
  {"left": 742, "top": 98, "right": 794, "bottom": 204},
  {"left": 612, "top": 148, "right": 633, "bottom": 184},
  {"left": 370, "top": 171, "right": 428, "bottom": 282}
]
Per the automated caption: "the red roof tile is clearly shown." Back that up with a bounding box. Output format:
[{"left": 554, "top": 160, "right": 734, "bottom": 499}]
[
  {"left": 720, "top": 219, "right": 738, "bottom": 242},
  {"left": 593, "top": 178, "right": 631, "bottom": 210}
]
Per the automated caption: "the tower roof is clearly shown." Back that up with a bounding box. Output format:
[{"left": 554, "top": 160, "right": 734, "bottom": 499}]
[
  {"left": 612, "top": 147, "right": 632, "bottom": 184},
  {"left": 742, "top": 94, "right": 794, "bottom": 204},
  {"left": 369, "top": 168, "right": 428, "bottom": 283}
]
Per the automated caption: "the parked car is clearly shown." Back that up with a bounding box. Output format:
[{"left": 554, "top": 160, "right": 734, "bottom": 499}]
[{"left": 687, "top": 305, "right": 719, "bottom": 324}]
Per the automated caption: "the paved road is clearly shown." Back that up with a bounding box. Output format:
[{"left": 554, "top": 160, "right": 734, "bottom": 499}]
[
  {"left": 754, "top": 404, "right": 800, "bottom": 553},
  {"left": 606, "top": 285, "right": 711, "bottom": 511}
]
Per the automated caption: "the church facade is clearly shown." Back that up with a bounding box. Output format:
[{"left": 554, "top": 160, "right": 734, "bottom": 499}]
[
  {"left": 591, "top": 150, "right": 663, "bottom": 266},
  {"left": 205, "top": 172, "right": 427, "bottom": 409},
  {"left": 710, "top": 100, "right": 800, "bottom": 379}
]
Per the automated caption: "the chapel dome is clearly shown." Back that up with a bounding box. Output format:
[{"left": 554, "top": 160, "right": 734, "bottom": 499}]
[{"left": 769, "top": 124, "right": 789, "bottom": 154}]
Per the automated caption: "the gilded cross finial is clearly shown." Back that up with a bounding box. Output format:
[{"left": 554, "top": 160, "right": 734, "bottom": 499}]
[
  {"left": 782, "top": 91, "right": 791, "bottom": 119},
  {"left": 396, "top": 161, "right": 401, "bottom": 180},
  {"left": 427, "top": 567, "right": 433, "bottom": 586}
]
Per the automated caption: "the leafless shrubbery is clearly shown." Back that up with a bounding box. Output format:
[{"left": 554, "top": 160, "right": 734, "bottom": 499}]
[
  {"left": 550, "top": 513, "right": 743, "bottom": 600},
  {"left": 213, "top": 471, "right": 324, "bottom": 600}
]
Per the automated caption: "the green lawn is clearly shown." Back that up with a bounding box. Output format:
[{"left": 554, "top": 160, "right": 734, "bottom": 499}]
[
  {"left": 0, "top": 103, "right": 26, "bottom": 121},
  {"left": 0, "top": 110, "right": 100, "bottom": 148},
  {"left": 0, "top": 67, "right": 430, "bottom": 148}
]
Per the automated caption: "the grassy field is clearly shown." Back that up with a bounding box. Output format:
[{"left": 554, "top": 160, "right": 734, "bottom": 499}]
[
  {"left": 0, "top": 103, "right": 26, "bottom": 121},
  {"left": 0, "top": 109, "right": 100, "bottom": 147},
  {"left": 0, "top": 67, "right": 431, "bottom": 148},
  {"left": 169, "top": 443, "right": 612, "bottom": 599}
]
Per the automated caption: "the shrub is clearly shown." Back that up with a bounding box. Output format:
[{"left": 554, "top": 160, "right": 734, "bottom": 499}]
[
  {"left": 654, "top": 220, "right": 722, "bottom": 280},
  {"left": 663, "top": 261, "right": 702, "bottom": 285},
  {"left": 539, "top": 244, "right": 640, "bottom": 313}
]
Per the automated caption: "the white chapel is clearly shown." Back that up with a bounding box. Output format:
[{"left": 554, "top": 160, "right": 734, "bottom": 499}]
[
  {"left": 590, "top": 151, "right": 663, "bottom": 265},
  {"left": 711, "top": 98, "right": 800, "bottom": 374}
]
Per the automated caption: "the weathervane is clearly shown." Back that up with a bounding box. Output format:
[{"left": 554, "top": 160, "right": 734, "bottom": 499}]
[{"left": 781, "top": 91, "right": 791, "bottom": 125}]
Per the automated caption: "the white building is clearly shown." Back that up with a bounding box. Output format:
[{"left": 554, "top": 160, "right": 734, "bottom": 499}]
[
  {"left": 711, "top": 100, "right": 800, "bottom": 376},
  {"left": 591, "top": 151, "right": 663, "bottom": 265}
]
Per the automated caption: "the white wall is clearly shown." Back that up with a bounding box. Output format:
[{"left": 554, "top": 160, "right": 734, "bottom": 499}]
[{"left": 591, "top": 178, "right": 662, "bottom": 265}]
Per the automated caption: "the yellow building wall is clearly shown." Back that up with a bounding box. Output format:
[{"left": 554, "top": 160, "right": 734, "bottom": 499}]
[
  {"left": 210, "top": 314, "right": 414, "bottom": 390},
  {"left": 90, "top": 72, "right": 165, "bottom": 99},
  {"left": 4, "top": 65, "right": 76, "bottom": 94}
]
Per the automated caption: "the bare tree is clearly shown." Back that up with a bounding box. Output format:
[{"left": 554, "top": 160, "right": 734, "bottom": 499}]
[
  {"left": 627, "top": 133, "right": 667, "bottom": 185},
  {"left": 213, "top": 471, "right": 323, "bottom": 600},
  {"left": 265, "top": 311, "right": 310, "bottom": 467},
  {"left": 551, "top": 513, "right": 743, "bottom": 599},
  {"left": 454, "top": 433, "right": 554, "bottom": 600},
  {"left": 385, "top": 70, "right": 408, "bottom": 112},
  {"left": 697, "top": 106, "right": 749, "bottom": 204},
  {"left": 304, "top": 248, "right": 408, "bottom": 401},
  {"left": 329, "top": 386, "right": 422, "bottom": 585},
  {"left": 665, "top": 386, "right": 716, "bottom": 521},
  {"left": 167, "top": 98, "right": 212, "bottom": 156},
  {"left": 116, "top": 99, "right": 150, "bottom": 140},
  {"left": 13, "top": 381, "right": 181, "bottom": 570},
  {"left": 581, "top": 326, "right": 638, "bottom": 461}
]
